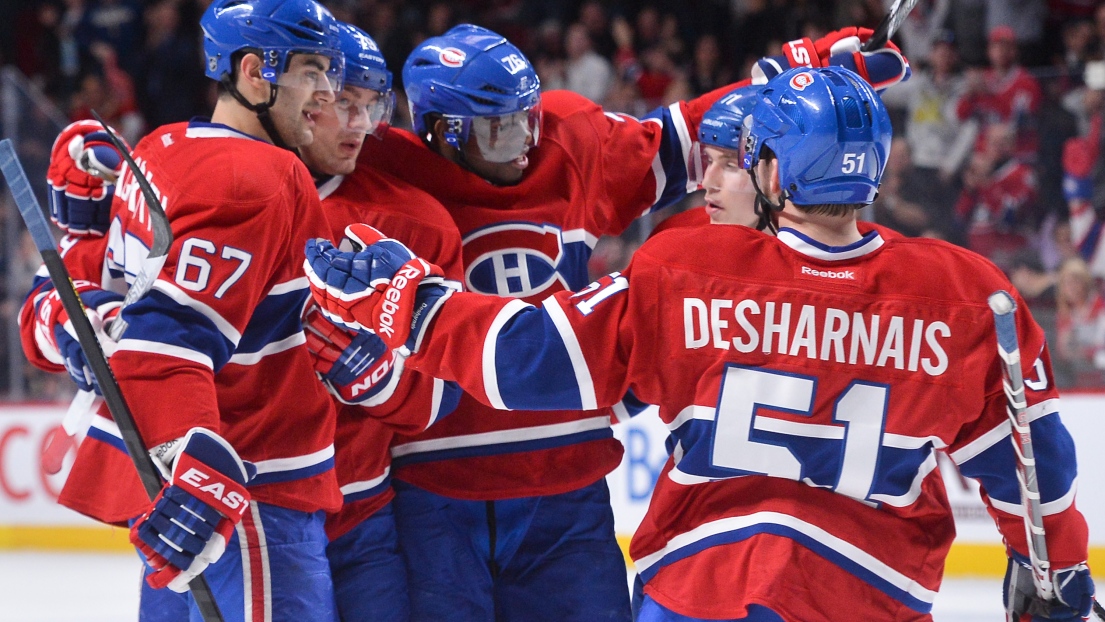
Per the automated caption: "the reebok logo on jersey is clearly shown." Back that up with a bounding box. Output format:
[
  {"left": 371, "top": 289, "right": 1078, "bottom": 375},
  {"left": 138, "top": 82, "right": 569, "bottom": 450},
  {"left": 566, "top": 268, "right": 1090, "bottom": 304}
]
[{"left": 800, "top": 266, "right": 855, "bottom": 280}]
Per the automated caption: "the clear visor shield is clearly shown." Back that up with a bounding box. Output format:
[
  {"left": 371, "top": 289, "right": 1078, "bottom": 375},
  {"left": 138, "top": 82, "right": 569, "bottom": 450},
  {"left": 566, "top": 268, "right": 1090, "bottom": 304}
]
[
  {"left": 689, "top": 141, "right": 708, "bottom": 187},
  {"left": 333, "top": 87, "right": 396, "bottom": 137},
  {"left": 273, "top": 52, "right": 345, "bottom": 98},
  {"left": 469, "top": 105, "right": 542, "bottom": 163}
]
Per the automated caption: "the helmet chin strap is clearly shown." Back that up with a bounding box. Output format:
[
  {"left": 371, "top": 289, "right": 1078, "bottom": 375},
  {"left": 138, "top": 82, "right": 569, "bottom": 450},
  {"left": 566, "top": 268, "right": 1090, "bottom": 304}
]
[
  {"left": 747, "top": 168, "right": 783, "bottom": 234},
  {"left": 221, "top": 76, "right": 293, "bottom": 151}
]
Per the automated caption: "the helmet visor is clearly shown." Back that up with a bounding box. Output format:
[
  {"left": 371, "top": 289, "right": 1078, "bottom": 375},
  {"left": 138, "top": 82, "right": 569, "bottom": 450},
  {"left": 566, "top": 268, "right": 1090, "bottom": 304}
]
[
  {"left": 469, "top": 104, "right": 542, "bottom": 163},
  {"left": 274, "top": 51, "right": 345, "bottom": 96},
  {"left": 333, "top": 86, "right": 396, "bottom": 137}
]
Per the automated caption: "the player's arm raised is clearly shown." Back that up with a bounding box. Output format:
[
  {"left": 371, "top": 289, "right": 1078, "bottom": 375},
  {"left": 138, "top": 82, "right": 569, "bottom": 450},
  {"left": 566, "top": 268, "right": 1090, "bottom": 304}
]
[{"left": 589, "top": 28, "right": 911, "bottom": 234}]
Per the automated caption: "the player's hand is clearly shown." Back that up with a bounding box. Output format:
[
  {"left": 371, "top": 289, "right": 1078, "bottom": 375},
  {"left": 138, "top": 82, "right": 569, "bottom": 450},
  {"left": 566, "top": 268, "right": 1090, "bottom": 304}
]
[
  {"left": 1003, "top": 552, "right": 1096, "bottom": 621},
  {"left": 33, "top": 281, "right": 123, "bottom": 394},
  {"left": 304, "top": 224, "right": 451, "bottom": 352},
  {"left": 47, "top": 120, "right": 128, "bottom": 237},
  {"left": 303, "top": 302, "right": 403, "bottom": 405},
  {"left": 130, "top": 428, "right": 256, "bottom": 592},
  {"left": 753, "top": 27, "right": 910, "bottom": 91}
]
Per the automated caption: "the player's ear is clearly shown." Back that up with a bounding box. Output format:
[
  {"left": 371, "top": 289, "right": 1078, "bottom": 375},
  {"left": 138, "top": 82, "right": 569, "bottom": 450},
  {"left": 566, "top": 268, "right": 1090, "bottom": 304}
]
[
  {"left": 766, "top": 159, "right": 782, "bottom": 197},
  {"left": 428, "top": 117, "right": 461, "bottom": 162},
  {"left": 235, "top": 52, "right": 268, "bottom": 98}
]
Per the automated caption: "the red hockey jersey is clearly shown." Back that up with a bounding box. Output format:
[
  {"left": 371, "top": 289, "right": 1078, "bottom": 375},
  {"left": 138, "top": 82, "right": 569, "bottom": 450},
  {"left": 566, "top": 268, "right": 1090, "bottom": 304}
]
[
  {"left": 316, "top": 165, "right": 464, "bottom": 540},
  {"left": 407, "top": 224, "right": 1089, "bottom": 620},
  {"left": 358, "top": 85, "right": 739, "bottom": 499},
  {"left": 22, "top": 121, "right": 343, "bottom": 523}
]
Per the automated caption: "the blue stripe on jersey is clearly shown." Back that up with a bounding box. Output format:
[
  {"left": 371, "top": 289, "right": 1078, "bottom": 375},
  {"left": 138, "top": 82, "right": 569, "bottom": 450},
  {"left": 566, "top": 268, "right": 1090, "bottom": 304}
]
[
  {"left": 495, "top": 306, "right": 587, "bottom": 410},
  {"left": 1079, "top": 221, "right": 1103, "bottom": 262},
  {"left": 120, "top": 290, "right": 235, "bottom": 369},
  {"left": 343, "top": 474, "right": 391, "bottom": 504},
  {"left": 235, "top": 288, "right": 309, "bottom": 355},
  {"left": 669, "top": 418, "right": 934, "bottom": 503},
  {"left": 87, "top": 425, "right": 128, "bottom": 454},
  {"left": 641, "top": 105, "right": 692, "bottom": 213},
  {"left": 619, "top": 389, "right": 651, "bottom": 418},
  {"left": 391, "top": 427, "right": 614, "bottom": 469},
  {"left": 956, "top": 413, "right": 1077, "bottom": 506},
  {"left": 637, "top": 521, "right": 932, "bottom": 613},
  {"left": 558, "top": 240, "right": 595, "bottom": 292},
  {"left": 251, "top": 455, "right": 335, "bottom": 486}
]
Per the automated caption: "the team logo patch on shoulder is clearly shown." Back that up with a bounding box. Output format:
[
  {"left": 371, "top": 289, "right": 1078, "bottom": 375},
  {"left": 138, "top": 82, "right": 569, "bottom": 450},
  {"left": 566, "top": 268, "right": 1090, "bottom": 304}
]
[
  {"left": 790, "top": 71, "right": 815, "bottom": 91},
  {"left": 439, "top": 47, "right": 466, "bottom": 67}
]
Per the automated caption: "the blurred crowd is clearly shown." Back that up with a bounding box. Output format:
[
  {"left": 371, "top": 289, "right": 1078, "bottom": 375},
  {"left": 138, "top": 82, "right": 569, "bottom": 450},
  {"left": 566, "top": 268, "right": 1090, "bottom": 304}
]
[{"left": 2, "top": 0, "right": 1105, "bottom": 392}]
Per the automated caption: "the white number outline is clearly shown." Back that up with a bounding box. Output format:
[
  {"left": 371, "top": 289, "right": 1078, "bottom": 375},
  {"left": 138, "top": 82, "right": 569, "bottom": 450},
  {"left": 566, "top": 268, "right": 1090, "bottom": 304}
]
[
  {"left": 175, "top": 237, "right": 252, "bottom": 299},
  {"left": 573, "top": 272, "right": 629, "bottom": 316},
  {"left": 710, "top": 364, "right": 889, "bottom": 502},
  {"left": 842, "top": 153, "right": 866, "bottom": 174}
]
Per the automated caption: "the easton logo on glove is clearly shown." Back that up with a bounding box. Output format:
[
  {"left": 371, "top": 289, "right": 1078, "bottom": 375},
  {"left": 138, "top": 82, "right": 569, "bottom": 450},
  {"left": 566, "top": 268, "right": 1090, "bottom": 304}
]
[{"left": 174, "top": 453, "right": 249, "bottom": 516}]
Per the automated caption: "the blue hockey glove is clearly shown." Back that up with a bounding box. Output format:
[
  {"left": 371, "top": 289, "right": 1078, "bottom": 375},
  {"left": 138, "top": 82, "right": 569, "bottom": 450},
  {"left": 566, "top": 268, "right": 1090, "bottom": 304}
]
[
  {"left": 1004, "top": 551, "right": 1096, "bottom": 621},
  {"left": 130, "top": 428, "right": 256, "bottom": 592},
  {"left": 305, "top": 224, "right": 451, "bottom": 352},
  {"left": 752, "top": 27, "right": 911, "bottom": 91},
  {"left": 303, "top": 302, "right": 403, "bottom": 405},
  {"left": 47, "top": 120, "right": 127, "bottom": 236},
  {"left": 33, "top": 281, "right": 123, "bottom": 394}
]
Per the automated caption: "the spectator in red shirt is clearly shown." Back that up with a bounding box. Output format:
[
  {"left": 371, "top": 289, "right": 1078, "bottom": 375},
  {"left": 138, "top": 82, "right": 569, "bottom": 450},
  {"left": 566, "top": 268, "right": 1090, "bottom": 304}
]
[
  {"left": 955, "top": 122, "right": 1038, "bottom": 267},
  {"left": 956, "top": 25, "right": 1042, "bottom": 161}
]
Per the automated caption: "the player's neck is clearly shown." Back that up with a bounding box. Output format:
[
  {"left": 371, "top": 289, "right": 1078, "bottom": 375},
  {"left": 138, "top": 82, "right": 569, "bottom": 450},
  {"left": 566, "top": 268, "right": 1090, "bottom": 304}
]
[
  {"left": 210, "top": 99, "right": 272, "bottom": 144},
  {"left": 777, "top": 205, "right": 861, "bottom": 247}
]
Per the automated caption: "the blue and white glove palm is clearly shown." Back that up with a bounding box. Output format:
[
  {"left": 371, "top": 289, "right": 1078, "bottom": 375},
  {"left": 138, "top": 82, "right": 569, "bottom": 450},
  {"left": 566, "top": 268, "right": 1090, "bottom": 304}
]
[{"left": 1004, "top": 551, "right": 1096, "bottom": 621}]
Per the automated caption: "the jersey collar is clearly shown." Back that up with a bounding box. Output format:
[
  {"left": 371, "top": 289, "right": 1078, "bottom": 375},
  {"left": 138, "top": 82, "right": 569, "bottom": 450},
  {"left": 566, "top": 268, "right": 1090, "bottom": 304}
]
[
  {"left": 185, "top": 118, "right": 266, "bottom": 141},
  {"left": 777, "top": 227, "right": 884, "bottom": 262},
  {"left": 316, "top": 175, "right": 345, "bottom": 200}
]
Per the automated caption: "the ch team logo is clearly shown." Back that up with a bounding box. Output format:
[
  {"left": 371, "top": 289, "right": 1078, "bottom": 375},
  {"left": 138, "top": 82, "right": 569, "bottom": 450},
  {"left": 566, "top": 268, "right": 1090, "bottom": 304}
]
[
  {"left": 439, "top": 47, "right": 466, "bottom": 67},
  {"left": 463, "top": 223, "right": 572, "bottom": 299},
  {"left": 790, "top": 71, "right": 815, "bottom": 91}
]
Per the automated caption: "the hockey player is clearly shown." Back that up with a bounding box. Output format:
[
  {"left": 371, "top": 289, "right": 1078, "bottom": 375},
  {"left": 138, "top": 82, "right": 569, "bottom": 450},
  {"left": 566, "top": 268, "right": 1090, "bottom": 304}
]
[
  {"left": 654, "top": 85, "right": 766, "bottom": 233},
  {"left": 21, "top": 0, "right": 349, "bottom": 619},
  {"left": 351, "top": 23, "right": 912, "bottom": 621},
  {"left": 297, "top": 22, "right": 463, "bottom": 622},
  {"left": 305, "top": 66, "right": 1096, "bottom": 622}
]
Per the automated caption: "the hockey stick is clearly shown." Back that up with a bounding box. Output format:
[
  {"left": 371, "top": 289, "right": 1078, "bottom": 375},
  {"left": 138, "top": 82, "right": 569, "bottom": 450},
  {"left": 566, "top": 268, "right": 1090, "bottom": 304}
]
[
  {"left": 0, "top": 139, "right": 225, "bottom": 622},
  {"left": 861, "top": 0, "right": 921, "bottom": 52},
  {"left": 988, "top": 291, "right": 1105, "bottom": 621},
  {"left": 43, "top": 112, "right": 175, "bottom": 474}
]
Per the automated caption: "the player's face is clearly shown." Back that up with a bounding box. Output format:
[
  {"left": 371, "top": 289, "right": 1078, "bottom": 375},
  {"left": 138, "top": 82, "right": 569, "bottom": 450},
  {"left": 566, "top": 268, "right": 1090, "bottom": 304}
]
[
  {"left": 269, "top": 54, "right": 338, "bottom": 148},
  {"left": 458, "top": 133, "right": 529, "bottom": 186},
  {"left": 300, "top": 87, "right": 376, "bottom": 177},
  {"left": 701, "top": 146, "right": 759, "bottom": 226}
]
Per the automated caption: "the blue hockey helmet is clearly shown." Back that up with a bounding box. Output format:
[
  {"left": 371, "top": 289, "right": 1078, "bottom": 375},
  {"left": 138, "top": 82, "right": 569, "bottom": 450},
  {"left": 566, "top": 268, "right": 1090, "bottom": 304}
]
[
  {"left": 201, "top": 0, "right": 344, "bottom": 93},
  {"left": 689, "top": 84, "right": 761, "bottom": 185},
  {"left": 403, "top": 24, "right": 541, "bottom": 162},
  {"left": 333, "top": 23, "right": 394, "bottom": 137},
  {"left": 742, "top": 66, "right": 891, "bottom": 206}
]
